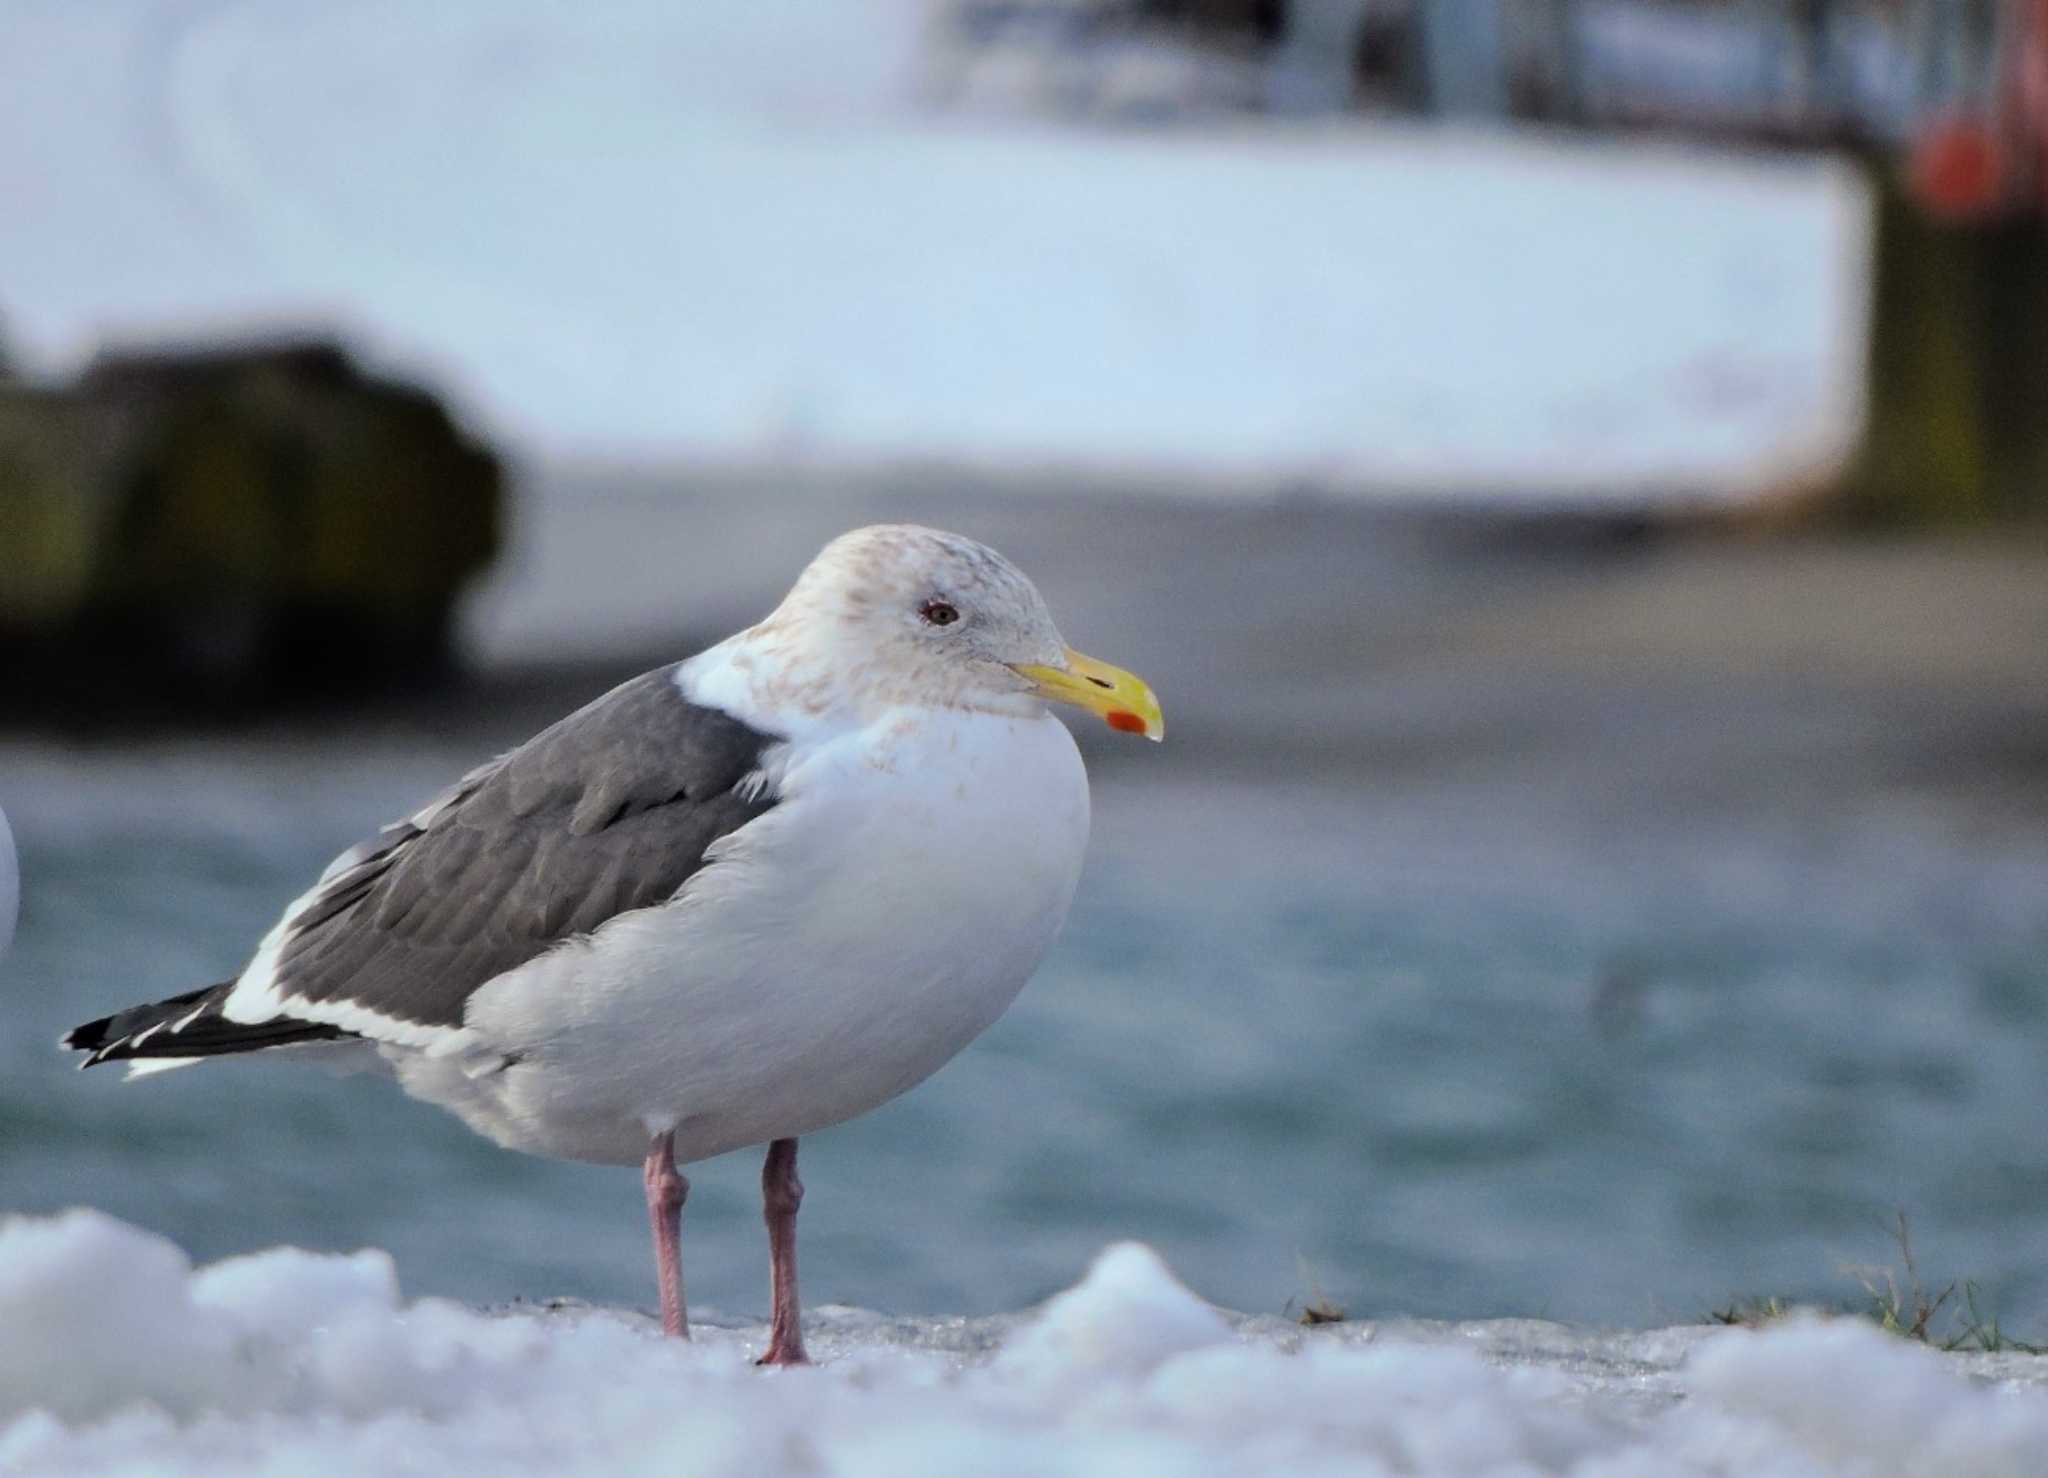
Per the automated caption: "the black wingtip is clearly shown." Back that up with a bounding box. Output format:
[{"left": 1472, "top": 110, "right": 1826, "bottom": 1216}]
[
  {"left": 62, "top": 981, "right": 353, "bottom": 1067},
  {"left": 61, "top": 984, "right": 224, "bottom": 1067},
  {"left": 60, "top": 1017, "right": 112, "bottom": 1058},
  {"left": 62, "top": 1018, "right": 134, "bottom": 1069}
]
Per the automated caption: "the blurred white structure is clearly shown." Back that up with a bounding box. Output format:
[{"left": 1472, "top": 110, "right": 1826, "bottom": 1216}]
[{"left": 1, "top": 2, "right": 1870, "bottom": 504}]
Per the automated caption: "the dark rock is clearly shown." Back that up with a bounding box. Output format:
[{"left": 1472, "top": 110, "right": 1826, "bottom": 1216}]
[{"left": 0, "top": 336, "right": 502, "bottom": 720}]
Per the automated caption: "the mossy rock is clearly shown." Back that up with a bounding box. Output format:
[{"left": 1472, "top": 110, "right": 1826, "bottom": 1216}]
[{"left": 0, "top": 338, "right": 502, "bottom": 714}]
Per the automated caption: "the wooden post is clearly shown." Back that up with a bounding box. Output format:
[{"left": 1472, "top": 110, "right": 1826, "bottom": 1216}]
[{"left": 1851, "top": 166, "right": 2048, "bottom": 523}]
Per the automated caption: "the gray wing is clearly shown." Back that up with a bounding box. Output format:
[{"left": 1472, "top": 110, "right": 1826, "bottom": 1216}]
[{"left": 266, "top": 664, "right": 781, "bottom": 1032}]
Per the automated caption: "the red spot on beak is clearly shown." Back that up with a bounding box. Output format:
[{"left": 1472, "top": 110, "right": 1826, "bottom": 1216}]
[{"left": 1105, "top": 710, "right": 1149, "bottom": 735}]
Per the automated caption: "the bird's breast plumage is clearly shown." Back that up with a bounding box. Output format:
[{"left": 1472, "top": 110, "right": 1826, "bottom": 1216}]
[{"left": 414, "top": 705, "right": 1091, "bottom": 1165}]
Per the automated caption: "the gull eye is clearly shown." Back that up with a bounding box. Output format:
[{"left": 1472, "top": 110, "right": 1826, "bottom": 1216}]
[{"left": 918, "top": 598, "right": 960, "bottom": 627}]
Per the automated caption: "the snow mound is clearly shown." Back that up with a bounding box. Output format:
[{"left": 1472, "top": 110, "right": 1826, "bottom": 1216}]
[
  {"left": 995, "top": 1240, "right": 1234, "bottom": 1386},
  {"left": 3, "top": 1210, "right": 2045, "bottom": 1476}
]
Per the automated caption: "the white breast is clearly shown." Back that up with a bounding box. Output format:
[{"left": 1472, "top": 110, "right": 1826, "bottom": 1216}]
[{"left": 397, "top": 706, "right": 1091, "bottom": 1166}]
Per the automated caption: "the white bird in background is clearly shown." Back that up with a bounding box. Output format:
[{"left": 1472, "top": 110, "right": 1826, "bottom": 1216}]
[
  {"left": 0, "top": 801, "right": 17, "bottom": 964},
  {"left": 65, "top": 525, "right": 1164, "bottom": 1362}
]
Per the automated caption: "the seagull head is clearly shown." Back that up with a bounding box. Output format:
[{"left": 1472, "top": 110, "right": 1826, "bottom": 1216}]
[{"left": 756, "top": 524, "right": 1164, "bottom": 740}]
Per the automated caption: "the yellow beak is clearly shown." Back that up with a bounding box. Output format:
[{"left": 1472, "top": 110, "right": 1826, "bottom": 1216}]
[{"left": 1011, "top": 648, "right": 1165, "bottom": 742}]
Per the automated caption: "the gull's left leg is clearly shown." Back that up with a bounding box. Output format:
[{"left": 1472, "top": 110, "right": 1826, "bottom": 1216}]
[
  {"left": 757, "top": 1137, "right": 810, "bottom": 1365},
  {"left": 644, "top": 1130, "right": 690, "bottom": 1338}
]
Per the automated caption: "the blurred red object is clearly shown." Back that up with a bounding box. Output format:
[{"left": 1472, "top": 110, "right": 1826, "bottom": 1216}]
[
  {"left": 2021, "top": 0, "right": 2048, "bottom": 212},
  {"left": 1905, "top": 0, "right": 2048, "bottom": 223},
  {"left": 1906, "top": 116, "right": 2008, "bottom": 222}
]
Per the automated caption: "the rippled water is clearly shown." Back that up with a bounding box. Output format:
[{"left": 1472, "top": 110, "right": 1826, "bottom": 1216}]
[{"left": 6, "top": 721, "right": 2046, "bottom": 1332}]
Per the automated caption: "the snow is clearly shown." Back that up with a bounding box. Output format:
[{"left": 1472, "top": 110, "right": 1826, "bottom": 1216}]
[
  {"left": 4, "top": 1210, "right": 2044, "bottom": 1476},
  {"left": 0, "top": 1, "right": 1870, "bottom": 502}
]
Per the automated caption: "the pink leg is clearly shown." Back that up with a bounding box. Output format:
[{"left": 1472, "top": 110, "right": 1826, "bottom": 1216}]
[
  {"left": 757, "top": 1137, "right": 810, "bottom": 1365},
  {"left": 643, "top": 1130, "right": 690, "bottom": 1338}
]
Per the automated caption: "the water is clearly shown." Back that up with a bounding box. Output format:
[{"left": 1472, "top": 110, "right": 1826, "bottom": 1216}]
[
  {"left": 6, "top": 724, "right": 2047, "bottom": 1331},
  {"left": 7, "top": 486, "right": 2048, "bottom": 1330}
]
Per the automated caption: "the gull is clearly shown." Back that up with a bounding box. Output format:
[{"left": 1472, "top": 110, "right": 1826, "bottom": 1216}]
[{"left": 64, "top": 524, "right": 1163, "bottom": 1363}]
